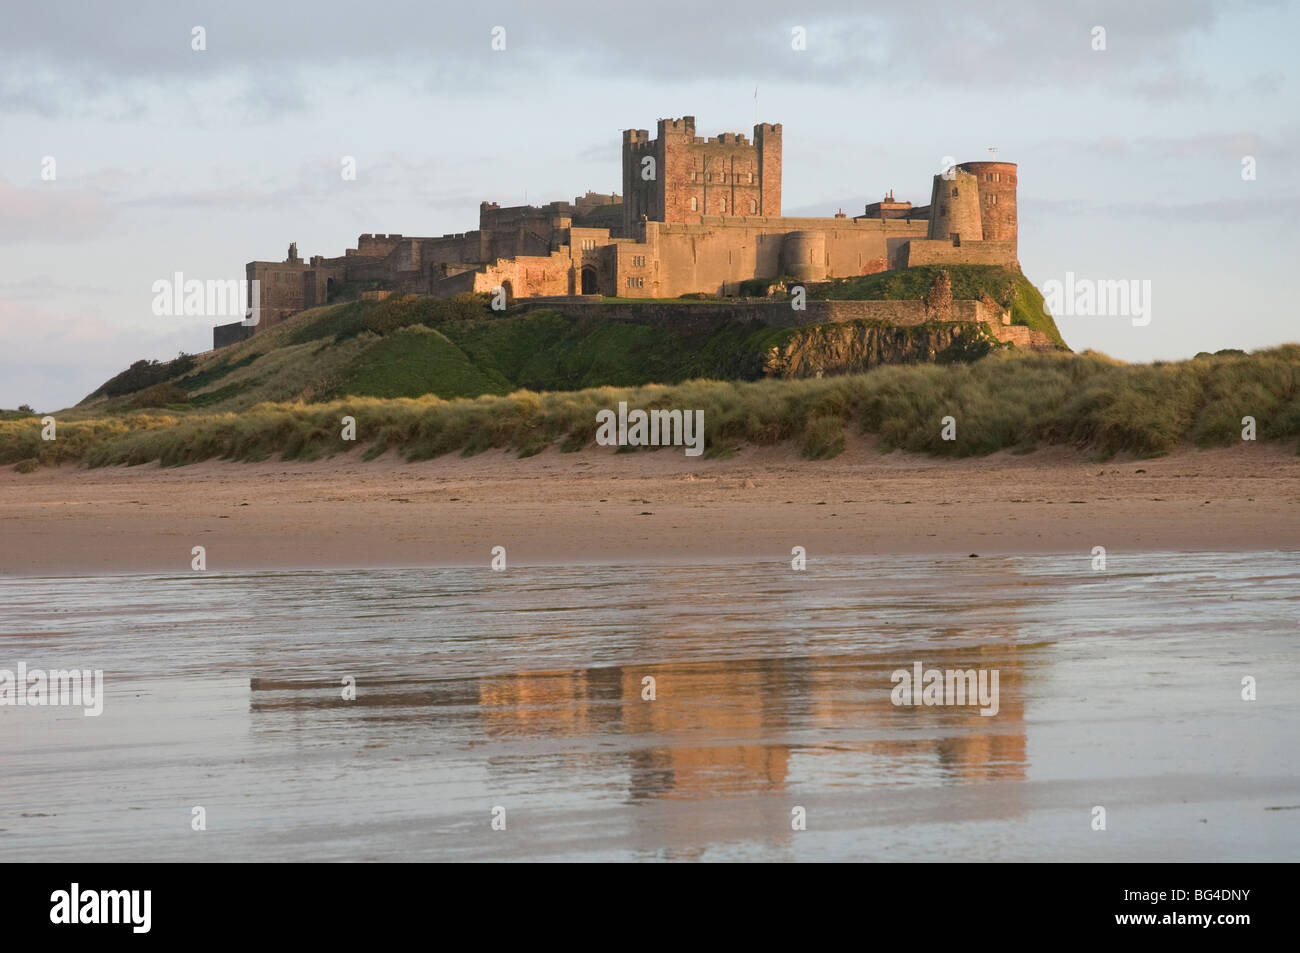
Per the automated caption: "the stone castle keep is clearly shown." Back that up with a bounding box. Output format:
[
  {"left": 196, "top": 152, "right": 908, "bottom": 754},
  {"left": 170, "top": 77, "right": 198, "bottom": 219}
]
[{"left": 215, "top": 116, "right": 1021, "bottom": 347}]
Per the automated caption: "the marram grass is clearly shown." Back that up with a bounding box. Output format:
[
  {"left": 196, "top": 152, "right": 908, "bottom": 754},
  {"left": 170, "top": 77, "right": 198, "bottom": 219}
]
[{"left": 4, "top": 347, "right": 1299, "bottom": 470}]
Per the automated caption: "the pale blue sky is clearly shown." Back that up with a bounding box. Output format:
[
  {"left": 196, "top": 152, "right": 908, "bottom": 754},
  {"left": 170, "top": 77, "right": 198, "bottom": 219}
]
[{"left": 2, "top": 0, "right": 1297, "bottom": 410}]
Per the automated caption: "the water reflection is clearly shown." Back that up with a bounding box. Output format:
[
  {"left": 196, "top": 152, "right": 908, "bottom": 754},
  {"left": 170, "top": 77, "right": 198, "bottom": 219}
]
[
  {"left": 6, "top": 552, "right": 1297, "bottom": 860},
  {"left": 249, "top": 639, "right": 1032, "bottom": 805}
]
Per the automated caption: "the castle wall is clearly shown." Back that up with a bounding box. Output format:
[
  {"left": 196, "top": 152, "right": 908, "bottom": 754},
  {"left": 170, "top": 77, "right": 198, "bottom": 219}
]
[
  {"left": 904, "top": 239, "right": 1018, "bottom": 268},
  {"left": 352, "top": 233, "right": 405, "bottom": 258},
  {"left": 413, "top": 233, "right": 487, "bottom": 271},
  {"left": 213, "top": 321, "right": 254, "bottom": 349},
  {"left": 479, "top": 202, "right": 567, "bottom": 259},
  {"left": 471, "top": 251, "right": 575, "bottom": 298},
  {"left": 638, "top": 217, "right": 927, "bottom": 297},
  {"left": 339, "top": 259, "right": 392, "bottom": 283},
  {"left": 431, "top": 269, "right": 480, "bottom": 297}
]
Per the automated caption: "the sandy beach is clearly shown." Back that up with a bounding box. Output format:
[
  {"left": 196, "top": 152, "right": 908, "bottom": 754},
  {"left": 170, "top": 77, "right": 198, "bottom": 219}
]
[
  {"left": 1, "top": 439, "right": 1296, "bottom": 575},
  {"left": 4, "top": 441, "right": 1298, "bottom": 862}
]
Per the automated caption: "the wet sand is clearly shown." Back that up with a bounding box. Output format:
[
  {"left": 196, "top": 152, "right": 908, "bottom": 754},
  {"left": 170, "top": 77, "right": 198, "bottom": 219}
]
[
  {"left": 2, "top": 556, "right": 1297, "bottom": 861},
  {"left": 1, "top": 439, "right": 1296, "bottom": 575}
]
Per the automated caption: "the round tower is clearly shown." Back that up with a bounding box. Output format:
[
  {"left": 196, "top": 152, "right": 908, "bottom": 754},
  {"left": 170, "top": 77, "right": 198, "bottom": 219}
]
[
  {"left": 957, "top": 161, "right": 1018, "bottom": 246},
  {"left": 926, "top": 169, "right": 983, "bottom": 243},
  {"left": 782, "top": 230, "right": 827, "bottom": 282}
]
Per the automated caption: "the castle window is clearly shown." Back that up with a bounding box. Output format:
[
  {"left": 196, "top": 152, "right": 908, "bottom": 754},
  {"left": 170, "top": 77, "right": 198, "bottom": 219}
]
[
  {"left": 632, "top": 255, "right": 645, "bottom": 267},
  {"left": 581, "top": 238, "right": 596, "bottom": 250},
  {"left": 986, "top": 194, "right": 998, "bottom": 206},
  {"left": 720, "top": 173, "right": 726, "bottom": 183},
  {"left": 707, "top": 173, "right": 713, "bottom": 182},
  {"left": 626, "top": 276, "right": 644, "bottom": 289},
  {"left": 748, "top": 172, "right": 754, "bottom": 183},
  {"left": 690, "top": 197, "right": 698, "bottom": 212},
  {"left": 951, "top": 187, "right": 959, "bottom": 197},
  {"left": 749, "top": 199, "right": 757, "bottom": 214},
  {"left": 720, "top": 197, "right": 727, "bottom": 213}
]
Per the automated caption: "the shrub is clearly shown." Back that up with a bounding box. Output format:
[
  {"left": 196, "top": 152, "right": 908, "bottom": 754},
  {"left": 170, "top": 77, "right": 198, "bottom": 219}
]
[
  {"left": 100, "top": 352, "right": 197, "bottom": 397},
  {"left": 799, "top": 414, "right": 846, "bottom": 459},
  {"left": 131, "top": 383, "right": 191, "bottom": 408}
]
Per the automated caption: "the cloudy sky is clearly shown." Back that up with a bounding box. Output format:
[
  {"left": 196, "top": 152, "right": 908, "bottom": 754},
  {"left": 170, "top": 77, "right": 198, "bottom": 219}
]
[{"left": 2, "top": 0, "right": 1297, "bottom": 410}]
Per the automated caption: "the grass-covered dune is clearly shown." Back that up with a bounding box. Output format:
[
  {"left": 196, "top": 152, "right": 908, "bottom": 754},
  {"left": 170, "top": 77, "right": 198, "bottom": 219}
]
[
  {"left": 6, "top": 346, "right": 1299, "bottom": 470},
  {"left": 67, "top": 266, "right": 1064, "bottom": 419}
]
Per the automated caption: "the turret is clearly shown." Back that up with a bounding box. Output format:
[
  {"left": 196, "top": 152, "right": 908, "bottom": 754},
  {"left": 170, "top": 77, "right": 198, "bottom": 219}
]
[
  {"left": 781, "top": 230, "right": 827, "bottom": 282},
  {"left": 927, "top": 169, "right": 983, "bottom": 243},
  {"left": 957, "top": 161, "right": 1018, "bottom": 250}
]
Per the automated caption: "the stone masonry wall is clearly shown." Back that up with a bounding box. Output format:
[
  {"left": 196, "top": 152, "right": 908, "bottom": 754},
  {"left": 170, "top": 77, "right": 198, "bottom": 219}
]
[
  {"left": 472, "top": 251, "right": 575, "bottom": 298},
  {"left": 904, "top": 239, "right": 1018, "bottom": 268},
  {"left": 641, "top": 217, "right": 928, "bottom": 297}
]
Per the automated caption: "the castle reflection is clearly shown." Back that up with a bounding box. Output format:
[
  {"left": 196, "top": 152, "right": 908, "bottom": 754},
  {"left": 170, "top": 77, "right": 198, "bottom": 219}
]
[
  {"left": 249, "top": 635, "right": 1032, "bottom": 810},
  {"left": 472, "top": 636, "right": 1029, "bottom": 797}
]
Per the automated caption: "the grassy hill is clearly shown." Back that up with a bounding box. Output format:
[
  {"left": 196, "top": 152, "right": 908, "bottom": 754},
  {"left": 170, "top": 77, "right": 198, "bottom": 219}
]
[{"left": 72, "top": 265, "right": 1060, "bottom": 417}]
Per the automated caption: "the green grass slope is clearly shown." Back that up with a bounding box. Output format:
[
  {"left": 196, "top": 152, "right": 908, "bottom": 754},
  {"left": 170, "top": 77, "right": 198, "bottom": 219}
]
[{"left": 330, "top": 326, "right": 511, "bottom": 400}]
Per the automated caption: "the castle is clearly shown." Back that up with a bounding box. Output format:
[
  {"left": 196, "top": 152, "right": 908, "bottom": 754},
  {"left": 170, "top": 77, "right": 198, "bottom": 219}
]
[{"left": 215, "top": 116, "right": 1020, "bottom": 348}]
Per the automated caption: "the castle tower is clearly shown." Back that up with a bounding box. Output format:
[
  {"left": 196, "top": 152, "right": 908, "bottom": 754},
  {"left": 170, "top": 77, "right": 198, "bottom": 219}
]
[
  {"left": 754, "top": 122, "right": 781, "bottom": 217},
  {"left": 926, "top": 169, "right": 983, "bottom": 244},
  {"left": 957, "top": 161, "right": 1018, "bottom": 250},
  {"left": 621, "top": 126, "right": 658, "bottom": 234},
  {"left": 620, "top": 116, "right": 782, "bottom": 232},
  {"left": 657, "top": 115, "right": 698, "bottom": 223},
  {"left": 781, "top": 230, "right": 826, "bottom": 282}
]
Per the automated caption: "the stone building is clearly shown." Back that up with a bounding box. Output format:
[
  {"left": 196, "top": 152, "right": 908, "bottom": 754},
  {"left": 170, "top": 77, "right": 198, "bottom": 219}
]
[{"left": 216, "top": 116, "right": 1019, "bottom": 346}]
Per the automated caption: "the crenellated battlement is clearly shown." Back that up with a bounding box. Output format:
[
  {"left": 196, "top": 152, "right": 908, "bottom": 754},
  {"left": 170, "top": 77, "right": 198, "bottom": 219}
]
[
  {"left": 621, "top": 115, "right": 784, "bottom": 230},
  {"left": 657, "top": 116, "right": 696, "bottom": 137}
]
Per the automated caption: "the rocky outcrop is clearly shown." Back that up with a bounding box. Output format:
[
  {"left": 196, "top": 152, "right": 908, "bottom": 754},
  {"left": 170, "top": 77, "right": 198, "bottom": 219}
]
[{"left": 761, "top": 320, "right": 992, "bottom": 378}]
